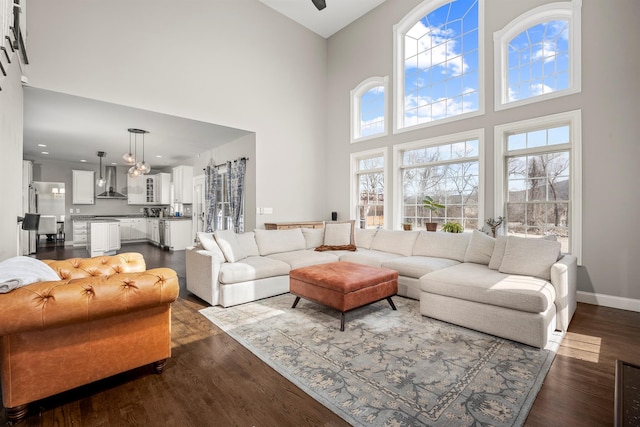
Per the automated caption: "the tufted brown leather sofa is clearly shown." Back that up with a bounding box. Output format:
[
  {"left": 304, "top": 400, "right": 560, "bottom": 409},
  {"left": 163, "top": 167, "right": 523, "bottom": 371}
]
[{"left": 0, "top": 252, "right": 179, "bottom": 423}]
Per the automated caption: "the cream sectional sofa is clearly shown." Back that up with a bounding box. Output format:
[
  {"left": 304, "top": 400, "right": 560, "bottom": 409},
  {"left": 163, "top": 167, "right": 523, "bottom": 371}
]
[{"left": 186, "top": 226, "right": 577, "bottom": 348}]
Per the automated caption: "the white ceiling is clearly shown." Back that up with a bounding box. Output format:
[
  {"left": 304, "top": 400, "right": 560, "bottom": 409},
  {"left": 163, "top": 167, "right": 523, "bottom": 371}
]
[
  {"left": 23, "top": 87, "right": 252, "bottom": 168},
  {"left": 259, "top": 0, "right": 386, "bottom": 38}
]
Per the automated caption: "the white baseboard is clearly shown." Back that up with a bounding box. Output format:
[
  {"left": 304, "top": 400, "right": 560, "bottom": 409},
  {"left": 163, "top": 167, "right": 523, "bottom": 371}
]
[{"left": 577, "top": 291, "right": 640, "bottom": 312}]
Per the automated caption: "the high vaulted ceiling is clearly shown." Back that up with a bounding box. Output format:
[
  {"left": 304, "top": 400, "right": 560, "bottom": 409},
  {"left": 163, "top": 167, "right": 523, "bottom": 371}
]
[{"left": 259, "top": 0, "right": 386, "bottom": 38}]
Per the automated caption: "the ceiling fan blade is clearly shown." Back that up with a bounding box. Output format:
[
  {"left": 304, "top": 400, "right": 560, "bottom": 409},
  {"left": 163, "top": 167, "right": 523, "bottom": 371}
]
[{"left": 312, "top": 0, "right": 326, "bottom": 11}]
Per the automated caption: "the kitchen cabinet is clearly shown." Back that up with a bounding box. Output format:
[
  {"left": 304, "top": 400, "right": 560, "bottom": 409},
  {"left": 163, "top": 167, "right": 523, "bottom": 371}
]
[
  {"left": 72, "top": 219, "right": 88, "bottom": 247},
  {"left": 119, "top": 218, "right": 147, "bottom": 241},
  {"left": 88, "top": 221, "right": 120, "bottom": 257},
  {"left": 72, "top": 170, "right": 95, "bottom": 204},
  {"left": 172, "top": 166, "right": 193, "bottom": 204},
  {"left": 147, "top": 218, "right": 160, "bottom": 245},
  {"left": 160, "top": 219, "right": 193, "bottom": 250},
  {"left": 127, "top": 176, "right": 145, "bottom": 205},
  {"left": 156, "top": 173, "right": 171, "bottom": 204}
]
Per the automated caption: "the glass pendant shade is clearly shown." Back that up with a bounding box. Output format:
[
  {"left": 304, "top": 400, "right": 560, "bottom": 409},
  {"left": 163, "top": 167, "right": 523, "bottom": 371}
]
[
  {"left": 128, "top": 166, "right": 142, "bottom": 178},
  {"left": 124, "top": 128, "right": 150, "bottom": 173},
  {"left": 122, "top": 152, "right": 135, "bottom": 164},
  {"left": 136, "top": 161, "right": 151, "bottom": 174},
  {"left": 96, "top": 151, "right": 106, "bottom": 187}
]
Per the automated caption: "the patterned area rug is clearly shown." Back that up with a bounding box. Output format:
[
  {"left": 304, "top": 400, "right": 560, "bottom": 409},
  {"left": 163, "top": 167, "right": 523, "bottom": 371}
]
[{"left": 200, "top": 294, "right": 561, "bottom": 426}]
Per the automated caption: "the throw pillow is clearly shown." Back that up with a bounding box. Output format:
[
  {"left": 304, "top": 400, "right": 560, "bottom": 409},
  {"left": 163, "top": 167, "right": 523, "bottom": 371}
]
[
  {"left": 0, "top": 256, "right": 61, "bottom": 293},
  {"left": 488, "top": 236, "right": 508, "bottom": 270},
  {"left": 196, "top": 232, "right": 226, "bottom": 258},
  {"left": 254, "top": 228, "right": 307, "bottom": 256},
  {"left": 317, "top": 220, "right": 356, "bottom": 251},
  {"left": 213, "top": 230, "right": 247, "bottom": 263},
  {"left": 301, "top": 228, "right": 324, "bottom": 249},
  {"left": 498, "top": 236, "right": 561, "bottom": 280},
  {"left": 236, "top": 232, "right": 260, "bottom": 257},
  {"left": 464, "top": 230, "right": 496, "bottom": 265}
]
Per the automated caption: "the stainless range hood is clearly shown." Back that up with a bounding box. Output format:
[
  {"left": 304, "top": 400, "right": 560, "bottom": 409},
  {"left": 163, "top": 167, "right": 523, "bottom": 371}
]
[{"left": 97, "top": 166, "right": 127, "bottom": 199}]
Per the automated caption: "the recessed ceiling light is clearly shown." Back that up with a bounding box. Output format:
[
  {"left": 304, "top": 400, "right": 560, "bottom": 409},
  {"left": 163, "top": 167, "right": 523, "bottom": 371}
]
[
  {"left": 80, "top": 159, "right": 87, "bottom": 162},
  {"left": 111, "top": 162, "right": 117, "bottom": 165},
  {"left": 156, "top": 155, "right": 162, "bottom": 158},
  {"left": 37, "top": 144, "right": 47, "bottom": 147},
  {"left": 41, "top": 151, "right": 49, "bottom": 154}
]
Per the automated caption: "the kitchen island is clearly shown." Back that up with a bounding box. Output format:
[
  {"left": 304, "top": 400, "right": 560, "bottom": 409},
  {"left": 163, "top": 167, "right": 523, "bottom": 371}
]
[{"left": 87, "top": 219, "right": 121, "bottom": 257}]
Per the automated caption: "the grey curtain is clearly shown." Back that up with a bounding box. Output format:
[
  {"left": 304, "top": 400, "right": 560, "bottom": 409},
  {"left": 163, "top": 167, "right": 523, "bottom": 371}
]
[
  {"left": 204, "top": 162, "right": 219, "bottom": 232},
  {"left": 227, "top": 158, "right": 246, "bottom": 233}
]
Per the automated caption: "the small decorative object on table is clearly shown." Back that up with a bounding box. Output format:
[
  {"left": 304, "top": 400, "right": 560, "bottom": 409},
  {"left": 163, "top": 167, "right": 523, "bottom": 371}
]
[
  {"left": 402, "top": 222, "right": 413, "bottom": 231},
  {"left": 485, "top": 216, "right": 504, "bottom": 238}
]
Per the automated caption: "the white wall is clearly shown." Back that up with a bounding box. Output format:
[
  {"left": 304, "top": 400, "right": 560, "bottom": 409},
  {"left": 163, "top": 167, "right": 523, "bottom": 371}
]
[
  {"left": 0, "top": 59, "right": 24, "bottom": 260},
  {"left": 25, "top": 0, "right": 329, "bottom": 229},
  {"left": 326, "top": 0, "right": 640, "bottom": 303}
]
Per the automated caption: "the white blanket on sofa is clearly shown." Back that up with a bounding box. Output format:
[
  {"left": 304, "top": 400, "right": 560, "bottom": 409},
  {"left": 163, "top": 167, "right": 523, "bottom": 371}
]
[{"left": 0, "top": 256, "right": 60, "bottom": 293}]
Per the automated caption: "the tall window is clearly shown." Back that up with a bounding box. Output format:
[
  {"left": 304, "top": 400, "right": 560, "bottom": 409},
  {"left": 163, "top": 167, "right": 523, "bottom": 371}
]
[
  {"left": 351, "top": 149, "right": 387, "bottom": 229},
  {"left": 395, "top": 130, "right": 483, "bottom": 231},
  {"left": 351, "top": 76, "right": 388, "bottom": 142},
  {"left": 494, "top": 110, "right": 582, "bottom": 260},
  {"left": 394, "top": 0, "right": 483, "bottom": 132},
  {"left": 494, "top": 0, "right": 582, "bottom": 110}
]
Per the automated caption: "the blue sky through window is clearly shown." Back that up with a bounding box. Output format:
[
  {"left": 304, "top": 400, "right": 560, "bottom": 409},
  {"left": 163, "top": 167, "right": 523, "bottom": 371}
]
[
  {"left": 403, "top": 0, "right": 479, "bottom": 127},
  {"left": 507, "top": 20, "right": 569, "bottom": 101},
  {"left": 360, "top": 86, "right": 385, "bottom": 137}
]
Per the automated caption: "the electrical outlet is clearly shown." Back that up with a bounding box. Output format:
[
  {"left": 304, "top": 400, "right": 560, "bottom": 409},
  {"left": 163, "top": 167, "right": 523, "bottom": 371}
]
[
  {"left": 75, "top": 208, "right": 80, "bottom": 213},
  {"left": 263, "top": 207, "right": 273, "bottom": 214},
  {"left": 140, "top": 208, "right": 144, "bottom": 212},
  {"left": 69, "top": 208, "right": 73, "bottom": 213}
]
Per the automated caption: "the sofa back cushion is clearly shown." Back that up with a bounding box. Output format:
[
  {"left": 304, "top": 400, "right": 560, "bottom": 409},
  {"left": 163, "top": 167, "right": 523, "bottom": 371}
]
[
  {"left": 301, "top": 228, "right": 324, "bottom": 249},
  {"left": 355, "top": 228, "right": 377, "bottom": 249},
  {"left": 237, "top": 231, "right": 260, "bottom": 257},
  {"left": 370, "top": 230, "right": 419, "bottom": 257},
  {"left": 323, "top": 220, "right": 355, "bottom": 246},
  {"left": 412, "top": 231, "right": 471, "bottom": 262},
  {"left": 196, "top": 232, "right": 226, "bottom": 259},
  {"left": 214, "top": 230, "right": 247, "bottom": 263},
  {"left": 463, "top": 230, "right": 496, "bottom": 265},
  {"left": 498, "top": 236, "right": 561, "bottom": 280},
  {"left": 488, "top": 236, "right": 508, "bottom": 270},
  {"left": 254, "top": 228, "right": 307, "bottom": 256}
]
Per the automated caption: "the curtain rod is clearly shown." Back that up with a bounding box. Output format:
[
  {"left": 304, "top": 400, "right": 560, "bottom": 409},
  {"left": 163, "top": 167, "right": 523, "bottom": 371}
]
[{"left": 204, "top": 157, "right": 249, "bottom": 170}]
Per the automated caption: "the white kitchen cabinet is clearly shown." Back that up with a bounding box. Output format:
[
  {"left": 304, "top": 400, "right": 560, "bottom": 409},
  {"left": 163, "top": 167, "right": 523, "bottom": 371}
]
[
  {"left": 146, "top": 218, "right": 160, "bottom": 244},
  {"left": 72, "top": 219, "right": 88, "bottom": 247},
  {"left": 88, "top": 221, "right": 120, "bottom": 257},
  {"left": 156, "top": 173, "right": 171, "bottom": 204},
  {"left": 127, "top": 176, "right": 145, "bottom": 205},
  {"left": 118, "top": 218, "right": 147, "bottom": 241},
  {"left": 160, "top": 219, "right": 193, "bottom": 250},
  {"left": 72, "top": 170, "right": 95, "bottom": 204},
  {"left": 172, "top": 166, "right": 193, "bottom": 204},
  {"left": 119, "top": 218, "right": 132, "bottom": 241}
]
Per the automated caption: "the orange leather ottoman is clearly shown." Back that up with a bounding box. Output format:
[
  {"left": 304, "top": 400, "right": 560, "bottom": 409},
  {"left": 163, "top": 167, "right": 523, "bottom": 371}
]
[{"left": 290, "top": 261, "right": 398, "bottom": 331}]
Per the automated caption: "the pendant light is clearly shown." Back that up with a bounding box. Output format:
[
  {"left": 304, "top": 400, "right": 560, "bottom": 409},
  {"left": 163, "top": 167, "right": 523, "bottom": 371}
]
[
  {"left": 96, "top": 151, "right": 106, "bottom": 187},
  {"left": 135, "top": 130, "right": 151, "bottom": 174},
  {"left": 122, "top": 131, "right": 135, "bottom": 164}
]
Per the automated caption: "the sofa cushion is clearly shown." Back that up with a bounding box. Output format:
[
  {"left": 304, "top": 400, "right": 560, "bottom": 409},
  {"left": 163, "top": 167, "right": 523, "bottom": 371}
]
[
  {"left": 214, "top": 230, "right": 247, "bottom": 263},
  {"left": 421, "top": 263, "right": 556, "bottom": 313},
  {"left": 218, "top": 256, "right": 291, "bottom": 284},
  {"left": 412, "top": 231, "right": 471, "bottom": 262},
  {"left": 464, "top": 230, "right": 496, "bottom": 265},
  {"left": 355, "top": 228, "right": 377, "bottom": 249},
  {"left": 339, "top": 248, "right": 404, "bottom": 267},
  {"left": 488, "top": 236, "right": 507, "bottom": 270},
  {"left": 301, "top": 228, "right": 324, "bottom": 249},
  {"left": 196, "top": 232, "right": 225, "bottom": 258},
  {"left": 381, "top": 256, "right": 459, "bottom": 279},
  {"left": 499, "top": 236, "right": 561, "bottom": 280},
  {"left": 237, "top": 231, "right": 260, "bottom": 257},
  {"left": 323, "top": 220, "right": 355, "bottom": 246},
  {"left": 267, "top": 250, "right": 339, "bottom": 270},
  {"left": 370, "top": 230, "right": 419, "bottom": 257},
  {"left": 254, "top": 228, "right": 306, "bottom": 256}
]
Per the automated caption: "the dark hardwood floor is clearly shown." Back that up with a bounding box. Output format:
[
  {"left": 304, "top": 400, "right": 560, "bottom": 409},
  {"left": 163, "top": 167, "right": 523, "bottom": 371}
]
[{"left": 3, "top": 241, "right": 638, "bottom": 426}]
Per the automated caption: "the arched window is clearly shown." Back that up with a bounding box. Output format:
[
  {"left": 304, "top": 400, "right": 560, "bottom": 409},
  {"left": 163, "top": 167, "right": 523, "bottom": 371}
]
[
  {"left": 394, "top": 0, "right": 483, "bottom": 132},
  {"left": 351, "top": 76, "right": 388, "bottom": 142},
  {"left": 494, "top": 0, "right": 582, "bottom": 110}
]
